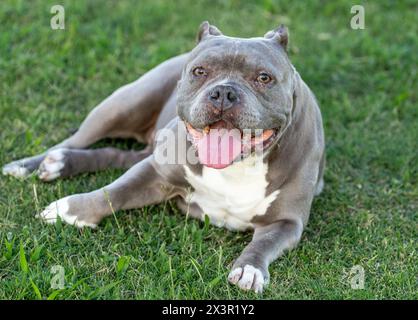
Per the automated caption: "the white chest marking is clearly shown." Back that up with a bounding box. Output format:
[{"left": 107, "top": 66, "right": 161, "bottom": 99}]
[{"left": 184, "top": 157, "right": 279, "bottom": 231}]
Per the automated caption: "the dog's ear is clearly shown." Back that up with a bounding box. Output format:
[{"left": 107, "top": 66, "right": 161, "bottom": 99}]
[
  {"left": 197, "top": 21, "right": 223, "bottom": 43},
  {"left": 264, "top": 24, "right": 289, "bottom": 51}
]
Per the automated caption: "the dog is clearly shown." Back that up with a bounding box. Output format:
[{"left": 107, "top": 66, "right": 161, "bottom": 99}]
[{"left": 3, "top": 22, "right": 325, "bottom": 293}]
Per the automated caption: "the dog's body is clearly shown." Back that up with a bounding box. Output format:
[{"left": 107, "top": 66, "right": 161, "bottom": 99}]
[{"left": 3, "top": 22, "right": 325, "bottom": 293}]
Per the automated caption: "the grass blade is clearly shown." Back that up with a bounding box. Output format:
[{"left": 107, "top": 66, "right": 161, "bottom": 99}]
[
  {"left": 19, "top": 241, "right": 29, "bottom": 274},
  {"left": 30, "top": 279, "right": 42, "bottom": 299}
]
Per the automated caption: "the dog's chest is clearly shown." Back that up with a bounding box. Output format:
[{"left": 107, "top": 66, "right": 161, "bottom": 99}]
[{"left": 184, "top": 158, "right": 279, "bottom": 231}]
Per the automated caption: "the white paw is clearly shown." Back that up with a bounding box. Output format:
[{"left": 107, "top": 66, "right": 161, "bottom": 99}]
[
  {"left": 38, "top": 149, "right": 66, "bottom": 181},
  {"left": 36, "top": 197, "right": 97, "bottom": 228},
  {"left": 228, "top": 265, "right": 267, "bottom": 294},
  {"left": 2, "top": 162, "right": 30, "bottom": 178}
]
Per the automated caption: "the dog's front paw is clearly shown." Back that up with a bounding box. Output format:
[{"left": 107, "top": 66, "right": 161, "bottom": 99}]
[
  {"left": 38, "top": 149, "right": 67, "bottom": 181},
  {"left": 2, "top": 161, "right": 30, "bottom": 178},
  {"left": 36, "top": 196, "right": 97, "bottom": 228},
  {"left": 3, "top": 154, "right": 45, "bottom": 178},
  {"left": 228, "top": 264, "right": 269, "bottom": 294}
]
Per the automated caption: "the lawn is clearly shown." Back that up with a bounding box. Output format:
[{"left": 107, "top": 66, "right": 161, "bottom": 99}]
[{"left": 0, "top": 0, "right": 417, "bottom": 299}]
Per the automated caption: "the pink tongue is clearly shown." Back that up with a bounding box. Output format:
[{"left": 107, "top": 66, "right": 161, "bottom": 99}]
[{"left": 197, "top": 129, "right": 242, "bottom": 169}]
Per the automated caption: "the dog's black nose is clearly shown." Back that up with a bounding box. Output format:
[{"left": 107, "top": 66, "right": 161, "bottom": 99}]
[{"left": 208, "top": 85, "right": 239, "bottom": 110}]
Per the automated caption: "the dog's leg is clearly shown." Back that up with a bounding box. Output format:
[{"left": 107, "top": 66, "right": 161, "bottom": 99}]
[
  {"left": 228, "top": 161, "right": 320, "bottom": 294},
  {"left": 3, "top": 54, "right": 187, "bottom": 178},
  {"left": 37, "top": 156, "right": 173, "bottom": 227},
  {"left": 37, "top": 147, "right": 152, "bottom": 181},
  {"left": 228, "top": 219, "right": 303, "bottom": 293}
]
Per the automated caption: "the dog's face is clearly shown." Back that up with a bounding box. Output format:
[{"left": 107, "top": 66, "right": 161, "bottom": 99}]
[{"left": 177, "top": 22, "right": 296, "bottom": 169}]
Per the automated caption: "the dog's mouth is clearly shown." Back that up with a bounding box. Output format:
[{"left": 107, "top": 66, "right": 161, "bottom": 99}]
[{"left": 185, "top": 120, "right": 279, "bottom": 169}]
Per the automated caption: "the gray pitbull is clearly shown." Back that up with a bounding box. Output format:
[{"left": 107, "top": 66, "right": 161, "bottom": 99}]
[{"left": 3, "top": 22, "right": 325, "bottom": 293}]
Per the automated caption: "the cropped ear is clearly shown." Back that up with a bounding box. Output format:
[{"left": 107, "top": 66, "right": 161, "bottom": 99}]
[
  {"left": 197, "top": 21, "right": 223, "bottom": 43},
  {"left": 264, "top": 24, "right": 289, "bottom": 51}
]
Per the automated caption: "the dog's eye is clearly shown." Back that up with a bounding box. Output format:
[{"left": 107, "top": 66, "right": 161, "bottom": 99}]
[
  {"left": 256, "top": 72, "right": 273, "bottom": 84},
  {"left": 192, "top": 67, "right": 207, "bottom": 77}
]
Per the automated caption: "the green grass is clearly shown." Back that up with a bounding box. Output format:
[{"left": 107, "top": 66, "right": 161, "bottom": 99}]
[{"left": 0, "top": 0, "right": 417, "bottom": 299}]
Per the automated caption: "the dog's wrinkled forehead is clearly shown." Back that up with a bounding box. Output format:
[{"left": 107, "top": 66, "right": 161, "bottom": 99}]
[
  {"left": 190, "top": 39, "right": 276, "bottom": 73},
  {"left": 186, "top": 21, "right": 291, "bottom": 77}
]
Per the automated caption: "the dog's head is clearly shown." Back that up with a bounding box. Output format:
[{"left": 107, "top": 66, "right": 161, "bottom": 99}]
[{"left": 177, "top": 22, "right": 297, "bottom": 169}]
